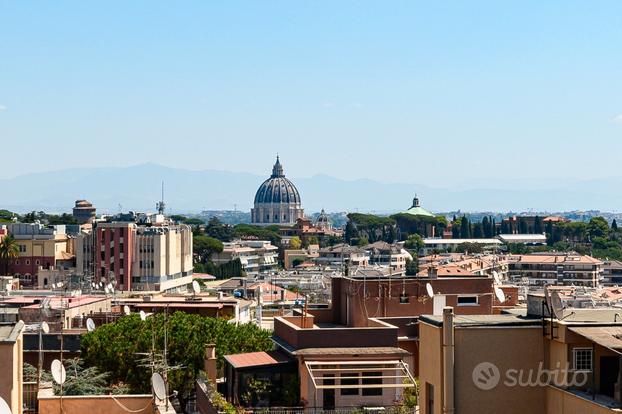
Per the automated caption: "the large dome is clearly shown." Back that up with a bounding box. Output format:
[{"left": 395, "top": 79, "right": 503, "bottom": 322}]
[
  {"left": 251, "top": 156, "right": 304, "bottom": 226},
  {"left": 253, "top": 157, "right": 301, "bottom": 204}
]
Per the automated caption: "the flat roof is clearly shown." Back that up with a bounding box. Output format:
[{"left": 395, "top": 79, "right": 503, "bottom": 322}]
[
  {"left": 420, "top": 314, "right": 541, "bottom": 328},
  {"left": 569, "top": 326, "right": 622, "bottom": 354},
  {"left": 293, "top": 347, "right": 410, "bottom": 357}
]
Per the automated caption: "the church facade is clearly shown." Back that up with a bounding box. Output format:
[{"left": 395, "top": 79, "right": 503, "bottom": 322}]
[{"left": 251, "top": 156, "right": 304, "bottom": 226}]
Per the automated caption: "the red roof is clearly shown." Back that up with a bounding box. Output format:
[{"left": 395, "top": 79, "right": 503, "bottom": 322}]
[{"left": 225, "top": 351, "right": 291, "bottom": 369}]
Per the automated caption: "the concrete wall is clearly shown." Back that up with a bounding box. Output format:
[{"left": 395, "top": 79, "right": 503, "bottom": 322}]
[
  {"left": 418, "top": 322, "right": 442, "bottom": 414},
  {"left": 38, "top": 391, "right": 155, "bottom": 414},
  {"left": 546, "top": 385, "right": 617, "bottom": 414},
  {"left": 454, "top": 326, "right": 545, "bottom": 414},
  {"left": 273, "top": 316, "right": 398, "bottom": 349},
  {"left": 418, "top": 321, "right": 546, "bottom": 414}
]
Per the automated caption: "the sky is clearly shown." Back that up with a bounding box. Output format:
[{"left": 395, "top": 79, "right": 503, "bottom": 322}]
[{"left": 1, "top": 1, "right": 622, "bottom": 187}]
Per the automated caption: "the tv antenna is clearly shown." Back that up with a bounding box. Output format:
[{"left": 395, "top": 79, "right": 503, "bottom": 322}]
[{"left": 156, "top": 181, "right": 166, "bottom": 215}]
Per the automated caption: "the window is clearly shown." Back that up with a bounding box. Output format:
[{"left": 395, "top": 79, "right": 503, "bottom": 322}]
[
  {"left": 340, "top": 373, "right": 359, "bottom": 396},
  {"left": 362, "top": 372, "right": 382, "bottom": 396},
  {"left": 25, "top": 260, "right": 30, "bottom": 265},
  {"left": 426, "top": 383, "right": 434, "bottom": 414},
  {"left": 573, "top": 348, "right": 593, "bottom": 372},
  {"left": 457, "top": 296, "right": 478, "bottom": 306},
  {"left": 19, "top": 245, "right": 26, "bottom": 252}
]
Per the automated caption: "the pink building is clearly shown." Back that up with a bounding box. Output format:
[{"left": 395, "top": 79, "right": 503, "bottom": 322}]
[{"left": 94, "top": 222, "right": 135, "bottom": 291}]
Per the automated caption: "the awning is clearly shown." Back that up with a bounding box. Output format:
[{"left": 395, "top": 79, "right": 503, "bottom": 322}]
[
  {"left": 568, "top": 327, "right": 622, "bottom": 354},
  {"left": 304, "top": 360, "right": 415, "bottom": 390},
  {"left": 225, "top": 351, "right": 292, "bottom": 369}
]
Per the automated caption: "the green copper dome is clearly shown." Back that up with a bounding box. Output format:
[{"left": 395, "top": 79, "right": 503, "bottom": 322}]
[{"left": 404, "top": 195, "right": 434, "bottom": 217}]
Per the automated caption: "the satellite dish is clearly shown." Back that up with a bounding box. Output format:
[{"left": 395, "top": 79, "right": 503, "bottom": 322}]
[
  {"left": 41, "top": 321, "right": 49, "bottom": 334},
  {"left": 139, "top": 310, "right": 147, "bottom": 321},
  {"left": 425, "top": 283, "right": 434, "bottom": 298},
  {"left": 98, "top": 282, "right": 103, "bottom": 289},
  {"left": 492, "top": 271, "right": 501, "bottom": 285},
  {"left": 5, "top": 284, "right": 12, "bottom": 292},
  {"left": 0, "top": 396, "right": 12, "bottom": 414},
  {"left": 192, "top": 280, "right": 200, "bottom": 295},
  {"left": 123, "top": 305, "right": 130, "bottom": 316},
  {"left": 151, "top": 373, "right": 166, "bottom": 401},
  {"left": 494, "top": 286, "right": 506, "bottom": 303},
  {"left": 86, "top": 318, "right": 96, "bottom": 332},
  {"left": 51, "top": 359, "right": 66, "bottom": 385},
  {"left": 550, "top": 291, "right": 565, "bottom": 319}
]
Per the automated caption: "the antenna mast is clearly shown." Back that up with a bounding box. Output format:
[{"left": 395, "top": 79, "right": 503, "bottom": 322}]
[{"left": 156, "top": 181, "right": 166, "bottom": 215}]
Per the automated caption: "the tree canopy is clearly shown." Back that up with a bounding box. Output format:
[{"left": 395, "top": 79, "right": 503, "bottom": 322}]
[{"left": 81, "top": 312, "right": 272, "bottom": 413}]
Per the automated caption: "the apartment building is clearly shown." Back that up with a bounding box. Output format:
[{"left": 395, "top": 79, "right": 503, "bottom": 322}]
[
  {"left": 212, "top": 240, "right": 279, "bottom": 274},
  {"left": 602, "top": 259, "right": 622, "bottom": 286},
  {"left": 364, "top": 241, "right": 413, "bottom": 274},
  {"left": 419, "top": 306, "right": 622, "bottom": 414},
  {"left": 4, "top": 223, "right": 74, "bottom": 287},
  {"left": 221, "top": 274, "right": 515, "bottom": 409},
  {"left": 508, "top": 253, "right": 603, "bottom": 287},
  {"left": 132, "top": 225, "right": 193, "bottom": 291},
  {"left": 315, "top": 244, "right": 369, "bottom": 268},
  {"left": 75, "top": 220, "right": 193, "bottom": 292}
]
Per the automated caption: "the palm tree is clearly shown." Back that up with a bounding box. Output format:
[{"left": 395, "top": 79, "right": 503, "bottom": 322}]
[{"left": 0, "top": 234, "right": 19, "bottom": 275}]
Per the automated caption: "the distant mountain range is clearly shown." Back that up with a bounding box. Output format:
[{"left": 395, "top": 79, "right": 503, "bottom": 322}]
[{"left": 0, "top": 163, "right": 620, "bottom": 214}]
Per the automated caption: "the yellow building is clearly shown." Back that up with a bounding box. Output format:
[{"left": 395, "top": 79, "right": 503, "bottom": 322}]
[{"left": 6, "top": 223, "right": 73, "bottom": 287}]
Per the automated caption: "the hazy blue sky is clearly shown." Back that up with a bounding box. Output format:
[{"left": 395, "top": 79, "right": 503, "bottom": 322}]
[{"left": 1, "top": 1, "right": 621, "bottom": 186}]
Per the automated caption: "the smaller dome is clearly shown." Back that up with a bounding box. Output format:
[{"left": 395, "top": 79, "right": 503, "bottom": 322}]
[
  {"left": 404, "top": 194, "right": 435, "bottom": 217},
  {"left": 316, "top": 209, "right": 329, "bottom": 223}
]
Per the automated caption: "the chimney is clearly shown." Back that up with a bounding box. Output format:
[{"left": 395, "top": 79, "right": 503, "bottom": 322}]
[
  {"left": 204, "top": 344, "right": 217, "bottom": 385},
  {"left": 443, "top": 307, "right": 455, "bottom": 414}
]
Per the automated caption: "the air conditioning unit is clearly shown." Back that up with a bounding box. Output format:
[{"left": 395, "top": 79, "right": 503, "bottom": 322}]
[{"left": 142, "top": 295, "right": 152, "bottom": 302}]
